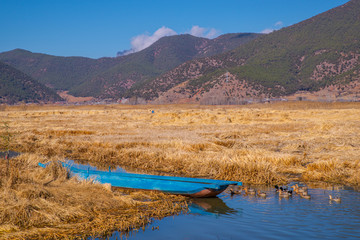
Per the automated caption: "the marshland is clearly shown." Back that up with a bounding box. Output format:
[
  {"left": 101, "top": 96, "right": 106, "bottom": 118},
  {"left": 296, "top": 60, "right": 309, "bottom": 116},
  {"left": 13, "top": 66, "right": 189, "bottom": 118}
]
[{"left": 1, "top": 102, "right": 360, "bottom": 239}]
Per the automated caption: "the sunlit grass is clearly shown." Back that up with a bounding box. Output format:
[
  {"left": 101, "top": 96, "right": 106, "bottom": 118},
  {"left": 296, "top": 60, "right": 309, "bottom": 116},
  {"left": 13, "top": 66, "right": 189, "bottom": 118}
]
[
  {"left": 1, "top": 102, "right": 359, "bottom": 186},
  {"left": 0, "top": 154, "right": 186, "bottom": 239},
  {"left": 1, "top": 101, "right": 359, "bottom": 238}
]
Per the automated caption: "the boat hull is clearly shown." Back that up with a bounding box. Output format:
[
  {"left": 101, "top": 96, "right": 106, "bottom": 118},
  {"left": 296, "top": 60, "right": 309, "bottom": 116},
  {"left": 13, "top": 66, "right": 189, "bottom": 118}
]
[
  {"left": 187, "top": 188, "right": 227, "bottom": 198},
  {"left": 38, "top": 162, "right": 241, "bottom": 198}
]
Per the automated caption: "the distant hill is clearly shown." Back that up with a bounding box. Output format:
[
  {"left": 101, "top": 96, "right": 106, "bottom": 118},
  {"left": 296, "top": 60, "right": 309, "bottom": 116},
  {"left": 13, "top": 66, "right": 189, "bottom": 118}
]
[
  {"left": 0, "top": 61, "right": 62, "bottom": 104},
  {"left": 131, "top": 0, "right": 360, "bottom": 103},
  {"left": 75, "top": 33, "right": 261, "bottom": 98},
  {"left": 70, "top": 34, "right": 213, "bottom": 97},
  {"left": 0, "top": 49, "right": 119, "bottom": 91},
  {"left": 0, "top": 33, "right": 261, "bottom": 100}
]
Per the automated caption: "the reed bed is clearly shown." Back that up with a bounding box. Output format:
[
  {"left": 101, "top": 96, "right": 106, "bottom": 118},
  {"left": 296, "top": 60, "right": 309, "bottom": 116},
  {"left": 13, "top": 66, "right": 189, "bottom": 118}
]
[
  {"left": 1, "top": 102, "right": 359, "bottom": 237},
  {"left": 1, "top": 102, "right": 359, "bottom": 187},
  {"left": 0, "top": 153, "right": 187, "bottom": 239}
]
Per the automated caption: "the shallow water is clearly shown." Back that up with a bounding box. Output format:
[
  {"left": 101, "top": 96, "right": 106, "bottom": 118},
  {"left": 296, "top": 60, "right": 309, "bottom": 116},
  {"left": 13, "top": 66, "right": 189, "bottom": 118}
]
[
  {"left": 109, "top": 185, "right": 360, "bottom": 240},
  {"left": 68, "top": 161, "right": 360, "bottom": 240}
]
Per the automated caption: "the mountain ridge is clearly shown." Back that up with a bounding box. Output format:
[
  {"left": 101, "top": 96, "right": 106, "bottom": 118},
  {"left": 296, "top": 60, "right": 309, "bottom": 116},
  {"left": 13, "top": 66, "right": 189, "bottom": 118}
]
[
  {"left": 1, "top": 0, "right": 359, "bottom": 104},
  {"left": 131, "top": 0, "right": 360, "bottom": 103},
  {"left": 0, "top": 33, "right": 261, "bottom": 101},
  {"left": 0, "top": 61, "right": 62, "bottom": 104}
]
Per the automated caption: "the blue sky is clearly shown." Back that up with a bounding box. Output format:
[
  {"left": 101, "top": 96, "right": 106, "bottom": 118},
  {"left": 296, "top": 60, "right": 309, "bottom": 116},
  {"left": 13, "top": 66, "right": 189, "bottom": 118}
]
[{"left": 0, "top": 0, "right": 349, "bottom": 58}]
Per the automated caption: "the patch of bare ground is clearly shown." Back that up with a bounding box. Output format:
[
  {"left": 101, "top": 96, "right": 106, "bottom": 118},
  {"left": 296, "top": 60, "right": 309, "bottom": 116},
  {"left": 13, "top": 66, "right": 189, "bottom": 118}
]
[{"left": 57, "top": 91, "right": 94, "bottom": 103}]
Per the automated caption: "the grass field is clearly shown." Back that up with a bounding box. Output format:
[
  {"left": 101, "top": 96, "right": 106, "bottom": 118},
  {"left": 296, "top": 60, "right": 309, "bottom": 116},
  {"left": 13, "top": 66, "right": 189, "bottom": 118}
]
[{"left": 1, "top": 102, "right": 359, "bottom": 238}]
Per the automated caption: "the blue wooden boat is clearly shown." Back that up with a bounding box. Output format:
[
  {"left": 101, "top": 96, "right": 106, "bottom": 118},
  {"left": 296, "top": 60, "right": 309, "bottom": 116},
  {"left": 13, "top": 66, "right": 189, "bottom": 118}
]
[{"left": 38, "top": 162, "right": 241, "bottom": 197}]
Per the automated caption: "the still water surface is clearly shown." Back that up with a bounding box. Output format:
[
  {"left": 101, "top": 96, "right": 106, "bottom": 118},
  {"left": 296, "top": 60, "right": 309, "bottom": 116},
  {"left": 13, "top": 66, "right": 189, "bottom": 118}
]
[
  {"left": 110, "top": 186, "right": 360, "bottom": 240},
  {"left": 68, "top": 161, "right": 360, "bottom": 240}
]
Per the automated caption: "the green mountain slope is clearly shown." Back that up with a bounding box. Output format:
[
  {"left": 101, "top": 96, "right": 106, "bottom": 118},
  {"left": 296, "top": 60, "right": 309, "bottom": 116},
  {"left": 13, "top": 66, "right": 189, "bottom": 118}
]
[
  {"left": 71, "top": 33, "right": 261, "bottom": 98},
  {"left": 0, "top": 33, "right": 261, "bottom": 100},
  {"left": 0, "top": 49, "right": 119, "bottom": 91},
  {"left": 196, "top": 33, "right": 262, "bottom": 58},
  {"left": 0, "top": 61, "right": 62, "bottom": 104},
  {"left": 225, "top": 0, "right": 360, "bottom": 95},
  {"left": 134, "top": 0, "right": 360, "bottom": 102},
  {"left": 69, "top": 34, "right": 211, "bottom": 97}
]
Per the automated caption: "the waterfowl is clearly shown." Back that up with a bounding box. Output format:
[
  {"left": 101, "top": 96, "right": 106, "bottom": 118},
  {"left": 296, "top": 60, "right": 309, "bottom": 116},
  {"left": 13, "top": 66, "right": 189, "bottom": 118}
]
[
  {"left": 275, "top": 185, "right": 286, "bottom": 192},
  {"left": 257, "top": 190, "right": 267, "bottom": 198},
  {"left": 300, "top": 192, "right": 311, "bottom": 199},
  {"left": 292, "top": 184, "right": 308, "bottom": 195},
  {"left": 229, "top": 185, "right": 242, "bottom": 195},
  {"left": 152, "top": 226, "right": 159, "bottom": 230},
  {"left": 291, "top": 184, "right": 299, "bottom": 194},
  {"left": 298, "top": 187, "right": 308, "bottom": 194},
  {"left": 244, "top": 187, "right": 256, "bottom": 195},
  {"left": 278, "top": 189, "right": 291, "bottom": 198},
  {"left": 329, "top": 194, "right": 341, "bottom": 202}
]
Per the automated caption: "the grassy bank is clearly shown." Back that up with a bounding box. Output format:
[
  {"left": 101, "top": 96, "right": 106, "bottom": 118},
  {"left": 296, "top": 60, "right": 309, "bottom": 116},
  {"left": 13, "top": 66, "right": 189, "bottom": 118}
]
[{"left": 0, "top": 154, "right": 186, "bottom": 239}]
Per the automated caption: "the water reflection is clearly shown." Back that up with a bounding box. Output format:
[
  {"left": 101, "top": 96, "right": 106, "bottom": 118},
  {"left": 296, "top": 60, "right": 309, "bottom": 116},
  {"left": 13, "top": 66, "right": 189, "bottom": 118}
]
[
  {"left": 115, "top": 184, "right": 360, "bottom": 240},
  {"left": 189, "top": 197, "right": 239, "bottom": 216},
  {"left": 66, "top": 160, "right": 359, "bottom": 240}
]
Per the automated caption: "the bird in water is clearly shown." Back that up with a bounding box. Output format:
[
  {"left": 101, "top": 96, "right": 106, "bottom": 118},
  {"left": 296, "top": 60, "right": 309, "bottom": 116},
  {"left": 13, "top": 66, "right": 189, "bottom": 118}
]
[
  {"left": 329, "top": 194, "right": 341, "bottom": 203},
  {"left": 257, "top": 190, "right": 267, "bottom": 198},
  {"left": 275, "top": 185, "right": 292, "bottom": 197},
  {"left": 291, "top": 184, "right": 308, "bottom": 195},
  {"left": 228, "top": 185, "right": 242, "bottom": 195},
  {"left": 278, "top": 189, "right": 292, "bottom": 198},
  {"left": 275, "top": 185, "right": 290, "bottom": 192},
  {"left": 244, "top": 187, "right": 256, "bottom": 195},
  {"left": 300, "top": 191, "right": 311, "bottom": 199},
  {"left": 291, "top": 184, "right": 299, "bottom": 194}
]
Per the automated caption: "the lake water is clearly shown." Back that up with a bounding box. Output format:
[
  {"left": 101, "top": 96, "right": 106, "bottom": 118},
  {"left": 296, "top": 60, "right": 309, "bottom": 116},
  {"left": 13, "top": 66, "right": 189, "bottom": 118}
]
[
  {"left": 65, "top": 161, "right": 360, "bottom": 240},
  {"left": 109, "top": 185, "right": 360, "bottom": 240}
]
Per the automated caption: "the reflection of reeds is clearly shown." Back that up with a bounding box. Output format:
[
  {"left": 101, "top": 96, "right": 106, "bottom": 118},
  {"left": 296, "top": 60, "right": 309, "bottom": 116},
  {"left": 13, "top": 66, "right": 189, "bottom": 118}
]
[
  {"left": 0, "top": 154, "right": 186, "bottom": 239},
  {"left": 2, "top": 102, "right": 360, "bottom": 187}
]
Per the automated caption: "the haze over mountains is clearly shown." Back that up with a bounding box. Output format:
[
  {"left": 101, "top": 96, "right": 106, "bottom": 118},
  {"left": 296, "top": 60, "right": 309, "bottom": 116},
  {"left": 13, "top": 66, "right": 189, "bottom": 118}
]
[{"left": 1, "top": 0, "right": 359, "bottom": 104}]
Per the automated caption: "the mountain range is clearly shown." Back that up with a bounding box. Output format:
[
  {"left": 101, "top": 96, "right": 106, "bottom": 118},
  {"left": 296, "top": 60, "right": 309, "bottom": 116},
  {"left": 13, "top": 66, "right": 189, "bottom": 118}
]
[
  {"left": 131, "top": 0, "right": 360, "bottom": 104},
  {"left": 0, "top": 33, "right": 260, "bottom": 103},
  {"left": 0, "top": 61, "right": 61, "bottom": 104},
  {"left": 1, "top": 0, "right": 359, "bottom": 104}
]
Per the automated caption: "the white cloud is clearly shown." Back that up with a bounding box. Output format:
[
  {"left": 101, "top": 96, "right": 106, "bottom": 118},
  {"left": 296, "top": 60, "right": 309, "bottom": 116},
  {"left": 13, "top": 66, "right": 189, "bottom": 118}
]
[
  {"left": 275, "top": 21, "right": 283, "bottom": 27},
  {"left": 118, "top": 25, "right": 219, "bottom": 56},
  {"left": 188, "top": 25, "right": 218, "bottom": 39},
  {"left": 261, "top": 28, "right": 274, "bottom": 34},
  {"left": 119, "top": 26, "right": 177, "bottom": 56},
  {"left": 260, "top": 21, "right": 284, "bottom": 34}
]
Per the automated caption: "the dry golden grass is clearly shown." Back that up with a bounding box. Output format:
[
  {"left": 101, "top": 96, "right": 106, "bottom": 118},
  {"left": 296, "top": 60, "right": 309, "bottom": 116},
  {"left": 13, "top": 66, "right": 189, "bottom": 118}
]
[
  {"left": 0, "top": 153, "right": 186, "bottom": 239},
  {"left": 1, "top": 102, "right": 359, "bottom": 187},
  {"left": 1, "top": 101, "right": 359, "bottom": 237}
]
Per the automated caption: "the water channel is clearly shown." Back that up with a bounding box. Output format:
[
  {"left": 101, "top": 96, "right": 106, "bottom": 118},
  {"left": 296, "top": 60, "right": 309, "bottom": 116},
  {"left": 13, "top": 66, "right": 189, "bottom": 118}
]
[{"left": 67, "top": 161, "right": 360, "bottom": 240}]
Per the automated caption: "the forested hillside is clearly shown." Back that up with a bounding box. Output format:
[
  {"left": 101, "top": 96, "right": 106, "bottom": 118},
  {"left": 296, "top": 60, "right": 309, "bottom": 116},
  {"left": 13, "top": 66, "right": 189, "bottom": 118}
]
[{"left": 0, "top": 61, "right": 62, "bottom": 104}]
